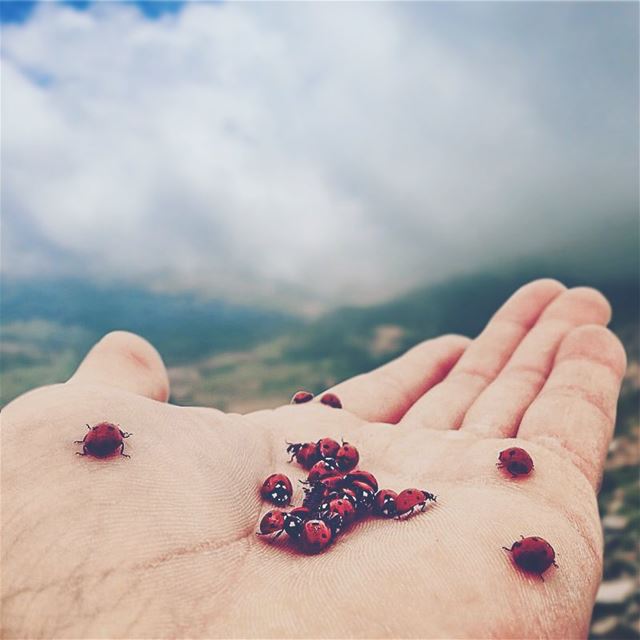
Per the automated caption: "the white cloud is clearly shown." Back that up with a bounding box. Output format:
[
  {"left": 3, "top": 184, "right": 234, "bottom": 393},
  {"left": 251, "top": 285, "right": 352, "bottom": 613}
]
[{"left": 1, "top": 2, "right": 637, "bottom": 304}]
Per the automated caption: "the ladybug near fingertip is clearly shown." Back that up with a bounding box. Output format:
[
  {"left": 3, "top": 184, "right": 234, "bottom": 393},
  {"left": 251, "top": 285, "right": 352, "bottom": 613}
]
[
  {"left": 320, "top": 392, "right": 342, "bottom": 409},
  {"left": 497, "top": 447, "right": 534, "bottom": 477},
  {"left": 260, "top": 473, "right": 293, "bottom": 506},
  {"left": 502, "top": 536, "right": 558, "bottom": 580},
  {"left": 75, "top": 422, "right": 132, "bottom": 458},
  {"left": 291, "top": 390, "right": 314, "bottom": 404}
]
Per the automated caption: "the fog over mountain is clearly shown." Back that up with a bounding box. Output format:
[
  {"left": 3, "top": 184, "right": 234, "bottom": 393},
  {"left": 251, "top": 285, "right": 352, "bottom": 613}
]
[{"left": 2, "top": 2, "right": 637, "bottom": 305}]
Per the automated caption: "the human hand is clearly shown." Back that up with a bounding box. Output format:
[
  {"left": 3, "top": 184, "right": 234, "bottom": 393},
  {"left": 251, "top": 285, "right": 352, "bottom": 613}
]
[{"left": 1, "top": 280, "right": 626, "bottom": 638}]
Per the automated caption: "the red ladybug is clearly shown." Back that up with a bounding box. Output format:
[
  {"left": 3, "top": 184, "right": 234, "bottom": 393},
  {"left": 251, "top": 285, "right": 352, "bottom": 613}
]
[
  {"left": 351, "top": 480, "right": 376, "bottom": 512},
  {"left": 320, "top": 393, "right": 342, "bottom": 409},
  {"left": 286, "top": 442, "right": 320, "bottom": 469},
  {"left": 257, "top": 507, "right": 311, "bottom": 540},
  {"left": 260, "top": 474, "right": 293, "bottom": 506},
  {"left": 318, "top": 474, "right": 346, "bottom": 492},
  {"left": 291, "top": 390, "right": 314, "bottom": 404},
  {"left": 75, "top": 422, "right": 132, "bottom": 458},
  {"left": 344, "top": 469, "right": 378, "bottom": 493},
  {"left": 497, "top": 447, "right": 534, "bottom": 477},
  {"left": 503, "top": 536, "right": 558, "bottom": 579},
  {"left": 395, "top": 489, "right": 437, "bottom": 518},
  {"left": 373, "top": 489, "right": 398, "bottom": 518},
  {"left": 317, "top": 437, "right": 340, "bottom": 459},
  {"left": 257, "top": 510, "right": 287, "bottom": 538},
  {"left": 299, "top": 519, "right": 333, "bottom": 554},
  {"left": 336, "top": 441, "right": 359, "bottom": 472},
  {"left": 307, "top": 459, "right": 340, "bottom": 483},
  {"left": 325, "top": 497, "right": 356, "bottom": 527},
  {"left": 283, "top": 507, "right": 311, "bottom": 539}
]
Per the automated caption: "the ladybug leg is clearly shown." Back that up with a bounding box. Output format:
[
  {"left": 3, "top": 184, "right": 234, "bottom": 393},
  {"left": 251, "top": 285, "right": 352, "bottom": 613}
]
[
  {"left": 73, "top": 440, "right": 85, "bottom": 444},
  {"left": 86, "top": 424, "right": 91, "bottom": 430},
  {"left": 121, "top": 431, "right": 132, "bottom": 438},
  {"left": 75, "top": 451, "right": 87, "bottom": 456},
  {"left": 420, "top": 502, "right": 427, "bottom": 512},
  {"left": 119, "top": 443, "right": 131, "bottom": 459},
  {"left": 553, "top": 560, "right": 559, "bottom": 568}
]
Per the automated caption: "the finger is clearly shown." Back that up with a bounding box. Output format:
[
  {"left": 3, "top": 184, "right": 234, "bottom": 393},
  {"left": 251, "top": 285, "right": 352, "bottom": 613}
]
[
  {"left": 319, "top": 334, "right": 470, "bottom": 423},
  {"left": 400, "top": 279, "right": 566, "bottom": 429},
  {"left": 517, "top": 325, "right": 627, "bottom": 490},
  {"left": 68, "top": 331, "right": 170, "bottom": 402},
  {"left": 460, "top": 287, "right": 611, "bottom": 437}
]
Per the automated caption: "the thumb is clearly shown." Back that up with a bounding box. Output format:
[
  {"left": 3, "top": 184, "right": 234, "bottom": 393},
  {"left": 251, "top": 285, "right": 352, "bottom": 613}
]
[{"left": 68, "top": 331, "right": 170, "bottom": 402}]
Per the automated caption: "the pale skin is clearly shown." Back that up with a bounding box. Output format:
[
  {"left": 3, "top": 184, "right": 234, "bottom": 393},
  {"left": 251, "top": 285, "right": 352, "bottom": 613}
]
[{"left": 0, "top": 279, "right": 627, "bottom": 639}]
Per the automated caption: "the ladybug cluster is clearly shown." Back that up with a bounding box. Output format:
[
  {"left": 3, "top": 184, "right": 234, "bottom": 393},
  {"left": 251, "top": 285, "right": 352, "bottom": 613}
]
[
  {"left": 73, "top": 401, "right": 556, "bottom": 579},
  {"left": 258, "top": 434, "right": 437, "bottom": 554}
]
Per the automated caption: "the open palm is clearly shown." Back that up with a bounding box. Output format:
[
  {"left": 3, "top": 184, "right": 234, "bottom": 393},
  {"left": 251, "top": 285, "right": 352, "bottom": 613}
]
[{"left": 1, "top": 280, "right": 626, "bottom": 639}]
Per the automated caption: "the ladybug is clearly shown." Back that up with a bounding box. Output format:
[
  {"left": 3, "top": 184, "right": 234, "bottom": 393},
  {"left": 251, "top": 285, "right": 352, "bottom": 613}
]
[
  {"left": 283, "top": 507, "right": 311, "bottom": 539},
  {"left": 395, "top": 489, "right": 437, "bottom": 518},
  {"left": 502, "top": 536, "right": 557, "bottom": 579},
  {"left": 321, "top": 511, "right": 345, "bottom": 537},
  {"left": 318, "top": 473, "right": 346, "bottom": 492},
  {"left": 286, "top": 442, "right": 319, "bottom": 470},
  {"left": 497, "top": 447, "right": 534, "bottom": 477},
  {"left": 307, "top": 459, "right": 340, "bottom": 483},
  {"left": 324, "top": 497, "right": 356, "bottom": 527},
  {"left": 336, "top": 441, "right": 359, "bottom": 472},
  {"left": 257, "top": 510, "right": 287, "bottom": 538},
  {"left": 291, "top": 390, "right": 314, "bottom": 404},
  {"left": 373, "top": 489, "right": 398, "bottom": 518},
  {"left": 320, "top": 393, "right": 342, "bottom": 409},
  {"left": 75, "top": 422, "right": 132, "bottom": 458},
  {"left": 299, "top": 519, "right": 333, "bottom": 554},
  {"left": 322, "top": 487, "right": 358, "bottom": 512},
  {"left": 302, "top": 481, "right": 330, "bottom": 514},
  {"left": 351, "top": 480, "right": 376, "bottom": 512},
  {"left": 260, "top": 474, "right": 293, "bottom": 506},
  {"left": 344, "top": 469, "right": 378, "bottom": 494},
  {"left": 317, "top": 437, "right": 340, "bottom": 460},
  {"left": 257, "top": 507, "right": 311, "bottom": 540}
]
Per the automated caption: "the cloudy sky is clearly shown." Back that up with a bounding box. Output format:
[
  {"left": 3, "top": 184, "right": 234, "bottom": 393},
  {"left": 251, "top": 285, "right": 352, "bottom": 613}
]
[{"left": 1, "top": 1, "right": 637, "bottom": 306}]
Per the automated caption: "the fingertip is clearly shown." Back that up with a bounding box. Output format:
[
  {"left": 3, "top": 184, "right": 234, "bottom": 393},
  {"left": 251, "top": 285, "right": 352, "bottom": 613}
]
[
  {"left": 564, "top": 287, "right": 612, "bottom": 325},
  {"left": 69, "top": 331, "right": 170, "bottom": 402},
  {"left": 556, "top": 325, "right": 627, "bottom": 380}
]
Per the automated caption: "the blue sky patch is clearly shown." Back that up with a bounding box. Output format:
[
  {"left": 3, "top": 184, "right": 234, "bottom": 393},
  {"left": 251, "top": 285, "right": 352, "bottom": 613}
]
[{"left": 0, "top": 1, "right": 187, "bottom": 24}]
